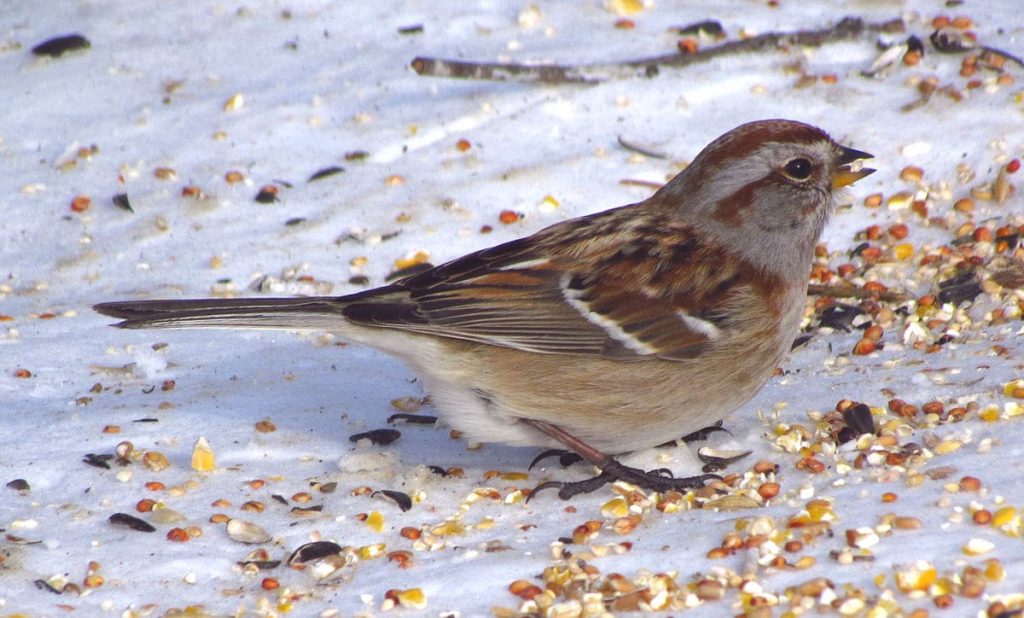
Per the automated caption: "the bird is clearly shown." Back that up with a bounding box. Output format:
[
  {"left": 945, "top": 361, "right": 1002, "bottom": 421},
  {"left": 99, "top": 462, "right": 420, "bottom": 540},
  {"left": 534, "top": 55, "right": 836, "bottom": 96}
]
[{"left": 95, "top": 119, "right": 874, "bottom": 499}]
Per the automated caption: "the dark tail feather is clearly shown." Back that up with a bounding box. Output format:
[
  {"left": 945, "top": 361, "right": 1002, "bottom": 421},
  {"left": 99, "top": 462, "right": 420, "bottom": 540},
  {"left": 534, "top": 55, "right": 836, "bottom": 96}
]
[{"left": 93, "top": 297, "right": 350, "bottom": 331}]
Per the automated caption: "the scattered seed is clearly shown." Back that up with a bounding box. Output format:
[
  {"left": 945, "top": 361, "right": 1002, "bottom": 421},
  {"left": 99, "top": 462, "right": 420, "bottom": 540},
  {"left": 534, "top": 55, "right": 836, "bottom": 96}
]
[
  {"left": 386, "top": 261, "right": 434, "bottom": 282},
  {"left": 937, "top": 271, "right": 983, "bottom": 305},
  {"left": 111, "top": 193, "right": 133, "bottom": 212},
  {"left": 32, "top": 34, "right": 90, "bottom": 57},
  {"left": 241, "top": 500, "right": 265, "bottom": 513},
  {"left": 70, "top": 195, "right": 91, "bottom": 213},
  {"left": 191, "top": 436, "right": 215, "bottom": 472},
  {"left": 288, "top": 541, "right": 343, "bottom": 565},
  {"left": 261, "top": 577, "right": 280, "bottom": 590},
  {"left": 108, "top": 513, "right": 155, "bottom": 533},
  {"left": 372, "top": 489, "right": 413, "bottom": 512},
  {"left": 6, "top": 479, "right": 30, "bottom": 492},
  {"left": 674, "top": 19, "right": 724, "bottom": 37},
  {"left": 308, "top": 166, "right": 345, "bottom": 182},
  {"left": 226, "top": 519, "right": 272, "bottom": 544},
  {"left": 387, "top": 413, "right": 438, "bottom": 425},
  {"left": 142, "top": 451, "right": 170, "bottom": 472},
  {"left": 696, "top": 447, "right": 752, "bottom": 468},
  {"left": 758, "top": 482, "right": 780, "bottom": 500},
  {"left": 349, "top": 428, "right": 401, "bottom": 445},
  {"left": 82, "top": 453, "right": 113, "bottom": 469},
  {"left": 499, "top": 210, "right": 522, "bottom": 224},
  {"left": 254, "top": 185, "right": 279, "bottom": 203},
  {"left": 224, "top": 93, "right": 244, "bottom": 111}
]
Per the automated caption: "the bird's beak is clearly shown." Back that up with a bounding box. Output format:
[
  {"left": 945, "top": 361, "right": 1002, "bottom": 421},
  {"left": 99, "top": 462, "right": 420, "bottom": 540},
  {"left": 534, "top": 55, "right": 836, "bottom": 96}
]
[{"left": 832, "top": 146, "right": 875, "bottom": 189}]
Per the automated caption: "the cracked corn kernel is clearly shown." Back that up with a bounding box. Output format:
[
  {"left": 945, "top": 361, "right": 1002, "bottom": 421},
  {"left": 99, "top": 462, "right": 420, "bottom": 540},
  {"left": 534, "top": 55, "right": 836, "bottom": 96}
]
[
  {"left": 191, "top": 436, "right": 215, "bottom": 471},
  {"left": 963, "top": 538, "right": 995, "bottom": 555},
  {"left": 985, "top": 559, "right": 1006, "bottom": 581},
  {"left": 1004, "top": 380, "right": 1024, "bottom": 397},
  {"left": 394, "top": 250, "right": 429, "bottom": 270},
  {"left": 223, "top": 93, "right": 244, "bottom": 111},
  {"left": 980, "top": 405, "right": 1001, "bottom": 422},
  {"left": 601, "top": 497, "right": 629, "bottom": 518},
  {"left": 539, "top": 195, "right": 560, "bottom": 212},
  {"left": 895, "top": 561, "right": 936, "bottom": 592},
  {"left": 396, "top": 588, "right": 426, "bottom": 609},
  {"left": 366, "top": 510, "right": 384, "bottom": 533},
  {"left": 886, "top": 192, "right": 913, "bottom": 209},
  {"left": 608, "top": 0, "right": 644, "bottom": 15},
  {"left": 893, "top": 243, "right": 913, "bottom": 260},
  {"left": 359, "top": 543, "right": 386, "bottom": 559},
  {"left": 992, "top": 506, "right": 1019, "bottom": 528}
]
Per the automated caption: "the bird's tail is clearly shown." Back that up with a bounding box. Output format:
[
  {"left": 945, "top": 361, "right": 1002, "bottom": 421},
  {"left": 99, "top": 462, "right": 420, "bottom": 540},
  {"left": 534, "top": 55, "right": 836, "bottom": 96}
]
[{"left": 94, "top": 297, "right": 349, "bottom": 331}]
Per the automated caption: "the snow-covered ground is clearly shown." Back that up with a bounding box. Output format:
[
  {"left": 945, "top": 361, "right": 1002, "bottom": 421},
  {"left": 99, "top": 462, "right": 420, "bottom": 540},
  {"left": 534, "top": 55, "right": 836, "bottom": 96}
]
[{"left": 3, "top": 1, "right": 1024, "bottom": 616}]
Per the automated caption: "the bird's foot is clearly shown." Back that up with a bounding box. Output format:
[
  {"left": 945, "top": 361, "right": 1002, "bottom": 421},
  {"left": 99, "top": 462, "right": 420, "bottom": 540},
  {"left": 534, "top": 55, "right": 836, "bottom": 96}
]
[{"left": 529, "top": 458, "right": 718, "bottom": 501}]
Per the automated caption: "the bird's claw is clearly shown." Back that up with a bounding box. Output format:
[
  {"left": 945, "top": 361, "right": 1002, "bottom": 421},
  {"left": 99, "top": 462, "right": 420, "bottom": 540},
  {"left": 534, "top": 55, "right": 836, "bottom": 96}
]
[
  {"left": 527, "top": 459, "right": 719, "bottom": 501},
  {"left": 528, "top": 449, "right": 584, "bottom": 470}
]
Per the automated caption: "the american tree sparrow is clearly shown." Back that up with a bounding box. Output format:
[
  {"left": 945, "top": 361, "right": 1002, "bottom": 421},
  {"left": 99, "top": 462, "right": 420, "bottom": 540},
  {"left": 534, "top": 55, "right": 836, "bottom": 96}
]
[{"left": 96, "top": 119, "right": 874, "bottom": 498}]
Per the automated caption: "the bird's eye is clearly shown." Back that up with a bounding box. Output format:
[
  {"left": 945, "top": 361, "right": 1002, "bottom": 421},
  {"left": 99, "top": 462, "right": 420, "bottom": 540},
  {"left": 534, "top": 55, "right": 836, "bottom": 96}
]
[{"left": 783, "top": 158, "right": 813, "bottom": 180}]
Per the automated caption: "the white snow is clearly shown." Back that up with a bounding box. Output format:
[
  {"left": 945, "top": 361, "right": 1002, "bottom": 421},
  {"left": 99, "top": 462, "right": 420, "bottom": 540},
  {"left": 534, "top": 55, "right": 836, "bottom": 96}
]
[{"left": 3, "top": 1, "right": 1024, "bottom": 616}]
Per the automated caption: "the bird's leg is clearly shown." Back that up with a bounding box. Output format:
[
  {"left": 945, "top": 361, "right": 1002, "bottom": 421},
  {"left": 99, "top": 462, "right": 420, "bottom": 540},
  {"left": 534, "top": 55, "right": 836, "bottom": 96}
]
[{"left": 524, "top": 419, "right": 719, "bottom": 500}]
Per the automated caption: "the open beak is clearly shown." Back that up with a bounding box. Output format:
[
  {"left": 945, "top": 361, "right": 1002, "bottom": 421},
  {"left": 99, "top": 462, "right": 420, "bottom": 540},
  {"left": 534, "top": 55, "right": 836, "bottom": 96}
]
[{"left": 832, "top": 146, "right": 875, "bottom": 189}]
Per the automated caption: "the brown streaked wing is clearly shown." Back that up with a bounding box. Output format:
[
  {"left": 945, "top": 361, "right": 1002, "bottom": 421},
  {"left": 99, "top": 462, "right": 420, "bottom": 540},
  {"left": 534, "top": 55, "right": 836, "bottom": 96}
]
[{"left": 338, "top": 209, "right": 737, "bottom": 361}]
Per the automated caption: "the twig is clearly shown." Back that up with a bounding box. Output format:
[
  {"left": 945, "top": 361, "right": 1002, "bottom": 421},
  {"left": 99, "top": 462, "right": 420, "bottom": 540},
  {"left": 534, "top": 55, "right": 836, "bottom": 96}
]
[
  {"left": 807, "top": 283, "right": 911, "bottom": 303},
  {"left": 617, "top": 135, "right": 669, "bottom": 159},
  {"left": 618, "top": 179, "right": 665, "bottom": 190},
  {"left": 411, "top": 16, "right": 905, "bottom": 84}
]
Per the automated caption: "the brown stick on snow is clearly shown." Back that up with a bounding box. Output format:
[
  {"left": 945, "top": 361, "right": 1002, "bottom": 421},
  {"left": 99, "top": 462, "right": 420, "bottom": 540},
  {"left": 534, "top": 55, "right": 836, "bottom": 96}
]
[
  {"left": 807, "top": 283, "right": 911, "bottom": 303},
  {"left": 411, "top": 16, "right": 906, "bottom": 84}
]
